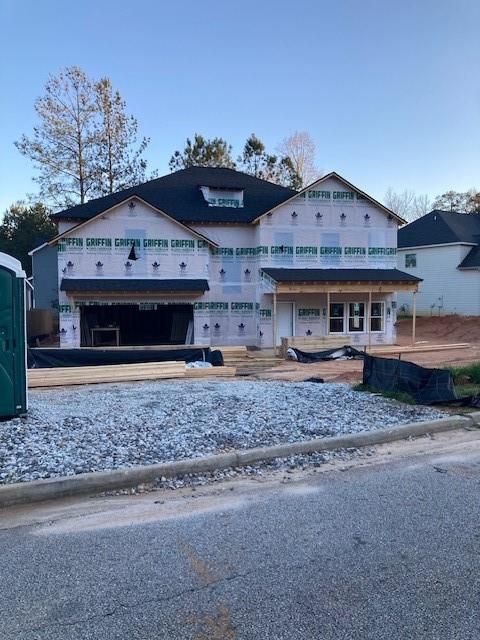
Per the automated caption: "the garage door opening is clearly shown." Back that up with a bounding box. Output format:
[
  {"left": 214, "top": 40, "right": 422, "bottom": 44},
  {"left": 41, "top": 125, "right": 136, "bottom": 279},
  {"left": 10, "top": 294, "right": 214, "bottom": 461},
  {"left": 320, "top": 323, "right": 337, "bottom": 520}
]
[{"left": 79, "top": 304, "right": 194, "bottom": 346}]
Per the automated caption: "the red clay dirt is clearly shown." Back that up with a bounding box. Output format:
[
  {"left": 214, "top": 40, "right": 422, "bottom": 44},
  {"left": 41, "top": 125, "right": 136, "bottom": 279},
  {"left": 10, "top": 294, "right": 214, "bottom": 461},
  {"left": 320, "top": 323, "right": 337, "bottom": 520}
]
[{"left": 256, "top": 316, "right": 480, "bottom": 383}]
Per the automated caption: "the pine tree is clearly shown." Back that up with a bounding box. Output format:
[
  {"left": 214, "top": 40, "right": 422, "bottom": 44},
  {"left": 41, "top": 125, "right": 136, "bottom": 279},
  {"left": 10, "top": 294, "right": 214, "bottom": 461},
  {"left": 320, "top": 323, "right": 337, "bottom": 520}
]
[
  {"left": 93, "top": 78, "right": 150, "bottom": 195},
  {"left": 0, "top": 202, "right": 56, "bottom": 275},
  {"left": 169, "top": 134, "right": 236, "bottom": 170},
  {"left": 15, "top": 67, "right": 98, "bottom": 208},
  {"left": 16, "top": 67, "right": 154, "bottom": 208},
  {"left": 238, "top": 134, "right": 301, "bottom": 189}
]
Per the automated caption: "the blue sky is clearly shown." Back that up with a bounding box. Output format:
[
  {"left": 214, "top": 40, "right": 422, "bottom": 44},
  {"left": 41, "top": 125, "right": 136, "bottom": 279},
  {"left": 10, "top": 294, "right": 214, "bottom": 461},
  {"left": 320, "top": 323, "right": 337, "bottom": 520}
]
[{"left": 0, "top": 0, "right": 479, "bottom": 213}]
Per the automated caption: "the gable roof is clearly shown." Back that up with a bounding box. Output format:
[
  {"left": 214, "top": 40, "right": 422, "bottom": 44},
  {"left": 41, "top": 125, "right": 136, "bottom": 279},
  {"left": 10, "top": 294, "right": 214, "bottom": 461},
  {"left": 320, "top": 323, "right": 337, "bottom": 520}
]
[
  {"left": 51, "top": 167, "right": 296, "bottom": 225},
  {"left": 398, "top": 210, "right": 480, "bottom": 248},
  {"left": 458, "top": 246, "right": 480, "bottom": 269},
  {"left": 252, "top": 171, "right": 406, "bottom": 225},
  {"left": 48, "top": 195, "right": 219, "bottom": 248}
]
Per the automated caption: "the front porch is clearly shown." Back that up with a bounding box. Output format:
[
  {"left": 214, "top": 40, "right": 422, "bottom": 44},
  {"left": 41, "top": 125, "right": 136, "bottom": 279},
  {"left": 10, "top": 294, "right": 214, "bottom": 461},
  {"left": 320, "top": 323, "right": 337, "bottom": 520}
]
[{"left": 260, "top": 268, "right": 422, "bottom": 353}]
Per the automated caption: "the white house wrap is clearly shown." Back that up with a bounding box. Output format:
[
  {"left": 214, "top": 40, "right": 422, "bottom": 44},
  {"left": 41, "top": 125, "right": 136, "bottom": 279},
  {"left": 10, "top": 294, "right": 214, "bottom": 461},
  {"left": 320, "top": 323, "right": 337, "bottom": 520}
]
[{"left": 30, "top": 168, "right": 420, "bottom": 348}]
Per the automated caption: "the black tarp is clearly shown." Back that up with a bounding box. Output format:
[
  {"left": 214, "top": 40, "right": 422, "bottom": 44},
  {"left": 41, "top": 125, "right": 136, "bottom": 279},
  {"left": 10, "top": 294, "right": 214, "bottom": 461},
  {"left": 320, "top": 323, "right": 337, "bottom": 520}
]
[
  {"left": 288, "top": 345, "right": 473, "bottom": 405},
  {"left": 288, "top": 346, "right": 362, "bottom": 363},
  {"left": 361, "top": 353, "right": 457, "bottom": 404},
  {"left": 28, "top": 347, "right": 224, "bottom": 368}
]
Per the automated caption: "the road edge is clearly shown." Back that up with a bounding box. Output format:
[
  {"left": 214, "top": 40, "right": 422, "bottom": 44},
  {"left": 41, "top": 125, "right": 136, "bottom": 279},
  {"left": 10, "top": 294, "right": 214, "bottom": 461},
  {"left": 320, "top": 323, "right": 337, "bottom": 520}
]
[{"left": 2, "top": 413, "right": 479, "bottom": 508}]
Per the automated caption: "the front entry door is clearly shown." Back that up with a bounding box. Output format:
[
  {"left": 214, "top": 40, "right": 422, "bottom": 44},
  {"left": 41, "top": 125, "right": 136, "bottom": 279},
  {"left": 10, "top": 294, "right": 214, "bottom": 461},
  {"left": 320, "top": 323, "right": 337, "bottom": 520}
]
[{"left": 276, "top": 302, "right": 294, "bottom": 346}]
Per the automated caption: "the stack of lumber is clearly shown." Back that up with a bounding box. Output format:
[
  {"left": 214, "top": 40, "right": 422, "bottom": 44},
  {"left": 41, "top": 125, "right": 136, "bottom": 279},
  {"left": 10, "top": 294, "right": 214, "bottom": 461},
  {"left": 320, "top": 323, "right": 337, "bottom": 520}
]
[
  {"left": 217, "top": 345, "right": 248, "bottom": 361},
  {"left": 28, "top": 361, "right": 236, "bottom": 388},
  {"left": 280, "top": 335, "right": 352, "bottom": 357},
  {"left": 368, "top": 343, "right": 469, "bottom": 356},
  {"left": 218, "top": 345, "right": 283, "bottom": 374}
]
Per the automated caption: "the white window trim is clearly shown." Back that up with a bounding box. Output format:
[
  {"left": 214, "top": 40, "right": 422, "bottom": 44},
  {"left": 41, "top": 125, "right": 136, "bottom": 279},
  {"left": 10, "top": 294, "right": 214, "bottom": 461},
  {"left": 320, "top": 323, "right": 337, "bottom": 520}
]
[
  {"left": 328, "top": 302, "right": 346, "bottom": 334},
  {"left": 347, "top": 301, "right": 366, "bottom": 334},
  {"left": 370, "top": 301, "right": 385, "bottom": 333},
  {"left": 328, "top": 300, "right": 387, "bottom": 335},
  {"left": 404, "top": 253, "right": 417, "bottom": 268}
]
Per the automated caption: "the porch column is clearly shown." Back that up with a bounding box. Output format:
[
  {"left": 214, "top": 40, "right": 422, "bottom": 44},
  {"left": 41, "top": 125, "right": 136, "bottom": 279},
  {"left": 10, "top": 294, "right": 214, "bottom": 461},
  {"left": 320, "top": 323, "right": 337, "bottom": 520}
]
[
  {"left": 412, "top": 290, "right": 417, "bottom": 346},
  {"left": 368, "top": 290, "right": 372, "bottom": 351},
  {"left": 272, "top": 289, "right": 278, "bottom": 354},
  {"left": 326, "top": 290, "right": 330, "bottom": 335}
]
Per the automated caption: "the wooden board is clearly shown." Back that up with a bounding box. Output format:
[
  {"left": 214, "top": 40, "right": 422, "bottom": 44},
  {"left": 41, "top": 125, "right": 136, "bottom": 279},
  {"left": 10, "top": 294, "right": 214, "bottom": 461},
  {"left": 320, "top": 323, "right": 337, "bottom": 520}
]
[
  {"left": 368, "top": 343, "right": 470, "bottom": 355},
  {"left": 28, "top": 361, "right": 238, "bottom": 388},
  {"left": 28, "top": 361, "right": 186, "bottom": 388}
]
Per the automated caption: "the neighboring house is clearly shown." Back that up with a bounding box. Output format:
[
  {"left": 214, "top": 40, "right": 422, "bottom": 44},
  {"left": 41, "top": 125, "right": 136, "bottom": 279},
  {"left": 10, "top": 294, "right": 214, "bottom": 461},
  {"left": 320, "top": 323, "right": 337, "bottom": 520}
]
[
  {"left": 30, "top": 167, "right": 419, "bottom": 348},
  {"left": 397, "top": 210, "right": 480, "bottom": 316},
  {"left": 28, "top": 242, "right": 59, "bottom": 311}
]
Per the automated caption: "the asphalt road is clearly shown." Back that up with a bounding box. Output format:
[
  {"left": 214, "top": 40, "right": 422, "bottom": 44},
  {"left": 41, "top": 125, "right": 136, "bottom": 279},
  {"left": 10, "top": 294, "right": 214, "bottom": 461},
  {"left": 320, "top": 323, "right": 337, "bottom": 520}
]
[{"left": 1, "top": 432, "right": 479, "bottom": 640}]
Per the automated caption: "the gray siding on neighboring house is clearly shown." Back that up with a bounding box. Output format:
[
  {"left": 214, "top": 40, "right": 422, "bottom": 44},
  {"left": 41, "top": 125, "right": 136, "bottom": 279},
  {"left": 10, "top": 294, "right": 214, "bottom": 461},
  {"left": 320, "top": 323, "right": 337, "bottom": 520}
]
[
  {"left": 32, "top": 244, "right": 59, "bottom": 310},
  {"left": 397, "top": 245, "right": 480, "bottom": 315}
]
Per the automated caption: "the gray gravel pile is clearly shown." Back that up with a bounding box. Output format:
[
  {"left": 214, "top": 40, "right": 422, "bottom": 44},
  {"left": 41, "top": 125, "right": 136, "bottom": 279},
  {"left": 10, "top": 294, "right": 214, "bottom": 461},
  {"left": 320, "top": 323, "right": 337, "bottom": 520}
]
[
  {"left": 99, "top": 448, "right": 368, "bottom": 495},
  {"left": 0, "top": 380, "right": 444, "bottom": 483}
]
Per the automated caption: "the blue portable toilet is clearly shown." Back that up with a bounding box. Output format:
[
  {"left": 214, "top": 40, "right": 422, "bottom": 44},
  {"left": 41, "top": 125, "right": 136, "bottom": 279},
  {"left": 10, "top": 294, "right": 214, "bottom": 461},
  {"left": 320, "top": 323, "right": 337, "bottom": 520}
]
[{"left": 0, "top": 253, "right": 27, "bottom": 418}]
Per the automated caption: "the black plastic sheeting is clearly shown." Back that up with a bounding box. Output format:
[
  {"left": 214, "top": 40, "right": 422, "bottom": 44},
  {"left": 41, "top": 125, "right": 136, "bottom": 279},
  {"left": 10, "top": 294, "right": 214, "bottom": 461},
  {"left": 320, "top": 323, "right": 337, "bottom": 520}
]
[
  {"left": 289, "top": 345, "right": 478, "bottom": 406},
  {"left": 288, "top": 346, "right": 361, "bottom": 363},
  {"left": 362, "top": 353, "right": 457, "bottom": 405},
  {"left": 28, "top": 347, "right": 224, "bottom": 369}
]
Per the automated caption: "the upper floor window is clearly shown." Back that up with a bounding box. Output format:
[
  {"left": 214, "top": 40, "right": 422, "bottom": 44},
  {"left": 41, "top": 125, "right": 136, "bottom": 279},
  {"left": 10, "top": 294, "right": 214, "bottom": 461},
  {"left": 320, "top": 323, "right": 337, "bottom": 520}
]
[{"left": 405, "top": 253, "right": 417, "bottom": 268}]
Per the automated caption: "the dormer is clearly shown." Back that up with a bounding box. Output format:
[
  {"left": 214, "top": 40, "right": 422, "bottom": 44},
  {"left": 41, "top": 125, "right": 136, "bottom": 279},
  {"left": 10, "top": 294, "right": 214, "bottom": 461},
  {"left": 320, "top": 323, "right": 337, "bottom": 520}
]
[{"left": 199, "top": 185, "right": 244, "bottom": 208}]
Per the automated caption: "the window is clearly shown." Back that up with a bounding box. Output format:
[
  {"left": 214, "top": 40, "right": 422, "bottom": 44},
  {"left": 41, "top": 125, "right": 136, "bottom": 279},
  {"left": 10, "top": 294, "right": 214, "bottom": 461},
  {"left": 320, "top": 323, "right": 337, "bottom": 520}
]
[
  {"left": 370, "top": 302, "right": 385, "bottom": 332},
  {"left": 329, "top": 303, "right": 345, "bottom": 333},
  {"left": 405, "top": 253, "right": 417, "bottom": 268},
  {"left": 348, "top": 302, "right": 365, "bottom": 332}
]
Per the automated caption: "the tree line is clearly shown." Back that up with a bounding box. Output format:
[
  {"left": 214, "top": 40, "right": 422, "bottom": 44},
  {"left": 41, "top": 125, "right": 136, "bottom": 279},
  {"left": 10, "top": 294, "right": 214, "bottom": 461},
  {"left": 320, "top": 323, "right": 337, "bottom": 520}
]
[{"left": 383, "top": 187, "right": 480, "bottom": 222}]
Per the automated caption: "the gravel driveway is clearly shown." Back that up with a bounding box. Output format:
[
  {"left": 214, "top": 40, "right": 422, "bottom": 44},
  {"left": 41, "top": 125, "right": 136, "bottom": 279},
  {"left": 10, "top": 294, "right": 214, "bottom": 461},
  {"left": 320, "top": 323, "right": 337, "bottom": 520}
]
[{"left": 0, "top": 380, "right": 444, "bottom": 483}]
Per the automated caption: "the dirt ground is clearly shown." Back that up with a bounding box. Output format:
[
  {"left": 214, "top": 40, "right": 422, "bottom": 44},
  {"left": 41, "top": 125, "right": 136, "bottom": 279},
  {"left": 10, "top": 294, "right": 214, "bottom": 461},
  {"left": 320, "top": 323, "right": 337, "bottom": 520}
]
[{"left": 257, "top": 316, "right": 480, "bottom": 383}]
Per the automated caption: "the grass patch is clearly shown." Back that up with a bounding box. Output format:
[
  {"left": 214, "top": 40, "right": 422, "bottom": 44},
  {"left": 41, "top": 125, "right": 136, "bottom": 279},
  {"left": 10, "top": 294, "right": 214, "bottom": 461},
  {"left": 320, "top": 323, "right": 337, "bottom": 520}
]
[
  {"left": 449, "top": 363, "right": 480, "bottom": 385},
  {"left": 353, "top": 383, "right": 416, "bottom": 405},
  {"left": 354, "top": 380, "right": 480, "bottom": 411}
]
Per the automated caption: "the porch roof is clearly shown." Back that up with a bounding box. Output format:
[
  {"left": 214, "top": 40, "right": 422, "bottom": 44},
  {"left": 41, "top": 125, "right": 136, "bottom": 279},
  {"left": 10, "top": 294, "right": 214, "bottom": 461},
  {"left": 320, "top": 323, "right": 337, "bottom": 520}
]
[
  {"left": 60, "top": 278, "right": 209, "bottom": 295},
  {"left": 261, "top": 268, "right": 421, "bottom": 293}
]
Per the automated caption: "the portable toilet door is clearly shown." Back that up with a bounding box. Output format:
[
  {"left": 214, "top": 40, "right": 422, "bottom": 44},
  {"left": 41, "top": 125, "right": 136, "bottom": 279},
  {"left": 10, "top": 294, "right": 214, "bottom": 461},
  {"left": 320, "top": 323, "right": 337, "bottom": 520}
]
[{"left": 0, "top": 252, "right": 27, "bottom": 418}]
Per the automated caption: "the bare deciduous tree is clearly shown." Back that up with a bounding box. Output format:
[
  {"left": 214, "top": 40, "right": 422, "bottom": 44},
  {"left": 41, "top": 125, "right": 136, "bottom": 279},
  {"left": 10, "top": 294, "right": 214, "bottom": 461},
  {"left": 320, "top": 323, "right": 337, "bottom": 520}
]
[
  {"left": 384, "top": 188, "right": 431, "bottom": 221},
  {"left": 277, "top": 131, "right": 321, "bottom": 187},
  {"left": 432, "top": 189, "right": 480, "bottom": 213}
]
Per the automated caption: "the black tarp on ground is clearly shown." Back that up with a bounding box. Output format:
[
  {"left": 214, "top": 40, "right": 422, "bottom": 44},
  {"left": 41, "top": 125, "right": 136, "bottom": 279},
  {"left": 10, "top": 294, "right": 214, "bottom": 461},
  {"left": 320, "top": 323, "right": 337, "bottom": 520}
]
[
  {"left": 28, "top": 347, "right": 224, "bottom": 368},
  {"left": 288, "top": 346, "right": 362, "bottom": 363},
  {"left": 288, "top": 345, "right": 463, "bottom": 405},
  {"left": 361, "top": 353, "right": 457, "bottom": 404}
]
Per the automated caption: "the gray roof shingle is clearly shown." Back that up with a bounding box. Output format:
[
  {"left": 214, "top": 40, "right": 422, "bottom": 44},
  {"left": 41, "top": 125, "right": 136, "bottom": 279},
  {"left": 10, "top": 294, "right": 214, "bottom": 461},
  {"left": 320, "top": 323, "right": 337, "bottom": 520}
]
[
  {"left": 262, "top": 268, "right": 421, "bottom": 283},
  {"left": 60, "top": 278, "right": 209, "bottom": 293},
  {"left": 52, "top": 167, "right": 296, "bottom": 225},
  {"left": 398, "top": 210, "right": 480, "bottom": 248},
  {"left": 458, "top": 246, "right": 480, "bottom": 269}
]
